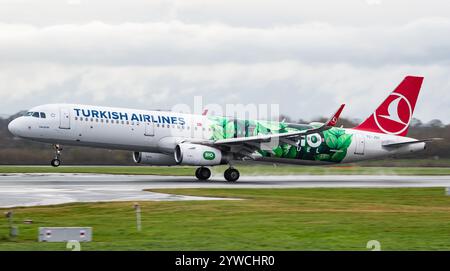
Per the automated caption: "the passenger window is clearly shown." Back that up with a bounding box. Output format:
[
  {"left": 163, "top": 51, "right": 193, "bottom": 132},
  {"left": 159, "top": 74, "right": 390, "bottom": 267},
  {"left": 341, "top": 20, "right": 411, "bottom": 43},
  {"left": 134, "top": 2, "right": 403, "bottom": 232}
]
[
  {"left": 40, "top": 112, "right": 46, "bottom": 118},
  {"left": 32, "top": 112, "right": 40, "bottom": 118}
]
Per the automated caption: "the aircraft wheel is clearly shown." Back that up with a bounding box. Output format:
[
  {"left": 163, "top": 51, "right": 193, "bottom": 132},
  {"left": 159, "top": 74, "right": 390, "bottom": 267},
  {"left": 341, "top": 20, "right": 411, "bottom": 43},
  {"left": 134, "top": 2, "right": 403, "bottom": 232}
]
[
  {"left": 224, "top": 168, "right": 240, "bottom": 182},
  {"left": 51, "top": 159, "right": 61, "bottom": 167},
  {"left": 196, "top": 167, "right": 211, "bottom": 181},
  {"left": 51, "top": 144, "right": 63, "bottom": 167}
]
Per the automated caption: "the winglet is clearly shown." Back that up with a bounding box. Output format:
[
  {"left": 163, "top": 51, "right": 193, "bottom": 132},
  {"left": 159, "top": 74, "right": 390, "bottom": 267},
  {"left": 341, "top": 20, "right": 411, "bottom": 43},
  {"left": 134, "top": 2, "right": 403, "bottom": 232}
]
[{"left": 325, "top": 104, "right": 345, "bottom": 127}]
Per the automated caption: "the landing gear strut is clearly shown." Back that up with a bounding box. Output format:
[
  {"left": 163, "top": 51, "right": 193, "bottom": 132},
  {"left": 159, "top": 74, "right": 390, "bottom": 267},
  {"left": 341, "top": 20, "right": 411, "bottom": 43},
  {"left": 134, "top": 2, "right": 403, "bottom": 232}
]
[
  {"left": 195, "top": 167, "right": 211, "bottom": 181},
  {"left": 51, "top": 144, "right": 62, "bottom": 167},
  {"left": 224, "top": 167, "right": 240, "bottom": 182}
]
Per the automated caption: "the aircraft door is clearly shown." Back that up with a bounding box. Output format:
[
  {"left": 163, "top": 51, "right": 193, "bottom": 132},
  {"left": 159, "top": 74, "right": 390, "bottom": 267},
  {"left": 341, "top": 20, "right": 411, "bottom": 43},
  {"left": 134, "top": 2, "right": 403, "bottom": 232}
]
[
  {"left": 59, "top": 108, "right": 71, "bottom": 129},
  {"left": 354, "top": 134, "right": 365, "bottom": 155},
  {"left": 144, "top": 122, "right": 154, "bottom": 136}
]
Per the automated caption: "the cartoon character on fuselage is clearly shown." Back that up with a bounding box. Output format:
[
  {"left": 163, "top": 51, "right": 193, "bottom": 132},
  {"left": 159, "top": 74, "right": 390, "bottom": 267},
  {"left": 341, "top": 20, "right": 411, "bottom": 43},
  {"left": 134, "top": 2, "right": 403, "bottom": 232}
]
[{"left": 8, "top": 76, "right": 434, "bottom": 182}]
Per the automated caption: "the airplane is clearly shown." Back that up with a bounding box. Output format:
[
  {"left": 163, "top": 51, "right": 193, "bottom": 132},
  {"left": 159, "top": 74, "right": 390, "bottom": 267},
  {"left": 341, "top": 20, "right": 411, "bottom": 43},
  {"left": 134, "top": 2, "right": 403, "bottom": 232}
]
[{"left": 8, "top": 76, "right": 437, "bottom": 182}]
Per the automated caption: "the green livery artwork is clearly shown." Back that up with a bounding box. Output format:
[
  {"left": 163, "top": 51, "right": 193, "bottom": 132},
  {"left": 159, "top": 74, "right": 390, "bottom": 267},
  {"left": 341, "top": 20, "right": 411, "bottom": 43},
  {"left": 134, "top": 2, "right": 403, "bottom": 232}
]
[{"left": 208, "top": 116, "right": 353, "bottom": 163}]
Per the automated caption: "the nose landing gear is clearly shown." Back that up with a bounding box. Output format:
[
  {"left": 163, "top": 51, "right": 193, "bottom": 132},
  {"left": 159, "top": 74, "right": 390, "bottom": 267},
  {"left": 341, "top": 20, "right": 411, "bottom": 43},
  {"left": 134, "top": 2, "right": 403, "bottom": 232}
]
[{"left": 50, "top": 144, "right": 62, "bottom": 167}]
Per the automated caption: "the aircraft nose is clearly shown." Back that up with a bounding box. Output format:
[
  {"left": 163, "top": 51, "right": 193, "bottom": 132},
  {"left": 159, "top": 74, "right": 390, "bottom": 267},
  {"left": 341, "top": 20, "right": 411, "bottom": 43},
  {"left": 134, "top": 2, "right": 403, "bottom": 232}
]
[{"left": 8, "top": 118, "right": 21, "bottom": 136}]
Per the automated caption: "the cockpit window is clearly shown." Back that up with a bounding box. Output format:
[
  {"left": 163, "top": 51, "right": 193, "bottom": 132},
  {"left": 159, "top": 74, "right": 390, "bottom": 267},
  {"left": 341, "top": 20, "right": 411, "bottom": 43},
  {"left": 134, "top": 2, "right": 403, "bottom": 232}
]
[{"left": 25, "top": 111, "right": 47, "bottom": 118}]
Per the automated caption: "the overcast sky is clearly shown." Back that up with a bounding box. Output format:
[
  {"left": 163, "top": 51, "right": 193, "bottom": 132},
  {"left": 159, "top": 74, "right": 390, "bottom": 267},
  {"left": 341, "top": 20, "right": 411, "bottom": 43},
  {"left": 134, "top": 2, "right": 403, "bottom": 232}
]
[{"left": 1, "top": 0, "right": 450, "bottom": 123}]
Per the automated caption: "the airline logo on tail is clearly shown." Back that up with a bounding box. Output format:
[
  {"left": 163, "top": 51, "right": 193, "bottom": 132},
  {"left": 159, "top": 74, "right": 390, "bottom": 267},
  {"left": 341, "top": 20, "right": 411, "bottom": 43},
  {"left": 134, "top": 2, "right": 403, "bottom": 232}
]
[
  {"left": 354, "top": 76, "right": 424, "bottom": 136},
  {"left": 374, "top": 93, "right": 412, "bottom": 135}
]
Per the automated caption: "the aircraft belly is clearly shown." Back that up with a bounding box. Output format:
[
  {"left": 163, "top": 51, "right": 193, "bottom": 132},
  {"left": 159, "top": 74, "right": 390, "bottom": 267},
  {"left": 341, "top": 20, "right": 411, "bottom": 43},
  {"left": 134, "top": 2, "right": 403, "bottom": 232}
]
[{"left": 255, "top": 157, "right": 335, "bottom": 165}]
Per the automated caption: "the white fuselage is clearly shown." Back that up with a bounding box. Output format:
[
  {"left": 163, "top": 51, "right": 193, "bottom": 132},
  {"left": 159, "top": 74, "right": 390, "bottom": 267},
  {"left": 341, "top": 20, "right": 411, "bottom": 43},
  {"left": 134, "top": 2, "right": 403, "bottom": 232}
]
[{"left": 8, "top": 104, "right": 425, "bottom": 165}]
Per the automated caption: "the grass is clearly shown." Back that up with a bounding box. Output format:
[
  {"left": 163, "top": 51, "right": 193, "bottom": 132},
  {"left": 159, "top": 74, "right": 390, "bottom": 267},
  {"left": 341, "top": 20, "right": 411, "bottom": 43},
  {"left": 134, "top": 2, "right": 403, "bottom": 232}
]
[
  {"left": 1, "top": 165, "right": 450, "bottom": 175},
  {"left": 1, "top": 188, "right": 450, "bottom": 250}
]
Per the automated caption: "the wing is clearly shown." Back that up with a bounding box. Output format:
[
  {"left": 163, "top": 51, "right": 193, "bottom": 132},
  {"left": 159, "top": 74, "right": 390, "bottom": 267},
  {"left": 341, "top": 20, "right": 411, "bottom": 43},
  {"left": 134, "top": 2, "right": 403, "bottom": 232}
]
[
  {"left": 180, "top": 104, "right": 345, "bottom": 160},
  {"left": 212, "top": 104, "right": 345, "bottom": 146},
  {"left": 207, "top": 104, "right": 345, "bottom": 160}
]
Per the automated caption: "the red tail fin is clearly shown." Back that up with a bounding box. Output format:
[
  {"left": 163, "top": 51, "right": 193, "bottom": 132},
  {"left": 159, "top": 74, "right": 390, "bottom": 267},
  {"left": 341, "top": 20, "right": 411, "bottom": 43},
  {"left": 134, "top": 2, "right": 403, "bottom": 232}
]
[{"left": 354, "top": 76, "right": 424, "bottom": 136}]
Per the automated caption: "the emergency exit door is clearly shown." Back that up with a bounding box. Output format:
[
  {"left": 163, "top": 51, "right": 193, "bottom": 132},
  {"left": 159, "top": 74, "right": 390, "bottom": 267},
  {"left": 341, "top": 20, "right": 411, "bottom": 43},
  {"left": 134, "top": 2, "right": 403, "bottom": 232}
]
[
  {"left": 59, "top": 108, "right": 71, "bottom": 129},
  {"left": 144, "top": 122, "right": 154, "bottom": 136},
  {"left": 354, "top": 134, "right": 365, "bottom": 155}
]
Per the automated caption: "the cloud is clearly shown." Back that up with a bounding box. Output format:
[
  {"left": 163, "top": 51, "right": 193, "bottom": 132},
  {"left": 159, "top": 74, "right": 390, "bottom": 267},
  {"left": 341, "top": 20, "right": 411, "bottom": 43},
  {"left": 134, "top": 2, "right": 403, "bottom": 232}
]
[
  {"left": 0, "top": 17, "right": 449, "bottom": 123},
  {"left": 1, "top": 18, "right": 450, "bottom": 66},
  {"left": 0, "top": 61, "right": 448, "bottom": 123},
  {"left": 2, "top": 0, "right": 450, "bottom": 28}
]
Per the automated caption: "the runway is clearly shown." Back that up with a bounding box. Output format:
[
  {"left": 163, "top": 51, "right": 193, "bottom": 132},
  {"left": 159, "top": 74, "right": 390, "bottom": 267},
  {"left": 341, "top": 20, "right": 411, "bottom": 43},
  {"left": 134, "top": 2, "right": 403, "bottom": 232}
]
[{"left": 1, "top": 173, "right": 450, "bottom": 207}]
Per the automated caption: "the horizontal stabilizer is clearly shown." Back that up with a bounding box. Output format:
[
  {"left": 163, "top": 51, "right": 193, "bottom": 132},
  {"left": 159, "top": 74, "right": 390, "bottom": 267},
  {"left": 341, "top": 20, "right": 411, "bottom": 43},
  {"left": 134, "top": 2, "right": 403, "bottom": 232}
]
[{"left": 382, "top": 138, "right": 443, "bottom": 148}]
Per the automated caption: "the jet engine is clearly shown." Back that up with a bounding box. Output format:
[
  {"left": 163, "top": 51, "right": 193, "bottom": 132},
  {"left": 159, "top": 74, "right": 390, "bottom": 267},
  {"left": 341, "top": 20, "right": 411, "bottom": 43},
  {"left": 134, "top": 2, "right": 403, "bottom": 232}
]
[
  {"left": 174, "top": 143, "right": 226, "bottom": 166},
  {"left": 133, "top": 152, "right": 178, "bottom": 166}
]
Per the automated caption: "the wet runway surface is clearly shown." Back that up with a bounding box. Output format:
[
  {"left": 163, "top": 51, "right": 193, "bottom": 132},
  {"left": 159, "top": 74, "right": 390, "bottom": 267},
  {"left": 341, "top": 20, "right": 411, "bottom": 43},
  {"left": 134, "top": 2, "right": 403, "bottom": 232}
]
[{"left": 1, "top": 173, "right": 450, "bottom": 207}]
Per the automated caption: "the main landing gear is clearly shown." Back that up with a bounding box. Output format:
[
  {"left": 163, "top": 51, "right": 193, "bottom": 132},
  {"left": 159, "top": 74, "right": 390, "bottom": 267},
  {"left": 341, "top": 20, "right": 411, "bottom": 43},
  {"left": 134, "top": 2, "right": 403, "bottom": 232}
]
[
  {"left": 50, "top": 144, "right": 62, "bottom": 167},
  {"left": 194, "top": 166, "right": 240, "bottom": 182},
  {"left": 224, "top": 167, "right": 240, "bottom": 182},
  {"left": 195, "top": 167, "right": 211, "bottom": 181}
]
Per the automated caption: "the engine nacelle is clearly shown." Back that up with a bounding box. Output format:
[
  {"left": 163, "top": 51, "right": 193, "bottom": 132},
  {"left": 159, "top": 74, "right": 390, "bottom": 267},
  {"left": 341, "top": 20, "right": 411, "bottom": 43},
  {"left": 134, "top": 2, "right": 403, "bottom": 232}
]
[
  {"left": 133, "top": 152, "right": 178, "bottom": 166},
  {"left": 174, "top": 143, "right": 225, "bottom": 166}
]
